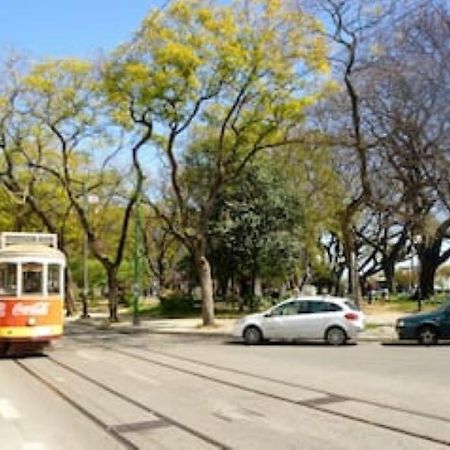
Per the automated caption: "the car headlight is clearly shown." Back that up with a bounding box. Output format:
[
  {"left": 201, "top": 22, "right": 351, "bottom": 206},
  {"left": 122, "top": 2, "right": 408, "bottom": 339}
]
[{"left": 397, "top": 320, "right": 405, "bottom": 327}]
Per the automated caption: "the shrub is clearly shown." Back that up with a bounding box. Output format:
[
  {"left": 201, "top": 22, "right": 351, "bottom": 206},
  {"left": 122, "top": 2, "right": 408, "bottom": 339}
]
[
  {"left": 244, "top": 295, "right": 272, "bottom": 312},
  {"left": 159, "top": 291, "right": 198, "bottom": 316}
]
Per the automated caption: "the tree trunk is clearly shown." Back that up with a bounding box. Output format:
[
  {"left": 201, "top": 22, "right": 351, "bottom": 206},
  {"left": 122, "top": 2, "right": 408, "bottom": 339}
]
[
  {"left": 107, "top": 268, "right": 119, "bottom": 322},
  {"left": 157, "top": 257, "right": 167, "bottom": 293},
  {"left": 342, "top": 225, "right": 361, "bottom": 306},
  {"left": 383, "top": 260, "right": 396, "bottom": 294},
  {"left": 417, "top": 240, "right": 441, "bottom": 299},
  {"left": 254, "top": 277, "right": 262, "bottom": 296},
  {"left": 419, "top": 263, "right": 436, "bottom": 299},
  {"left": 332, "top": 266, "right": 344, "bottom": 296},
  {"left": 194, "top": 253, "right": 215, "bottom": 326},
  {"left": 64, "top": 267, "right": 77, "bottom": 317}
]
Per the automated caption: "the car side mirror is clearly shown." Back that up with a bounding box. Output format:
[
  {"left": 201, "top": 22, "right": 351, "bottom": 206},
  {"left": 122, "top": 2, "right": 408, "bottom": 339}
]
[{"left": 264, "top": 312, "right": 272, "bottom": 318}]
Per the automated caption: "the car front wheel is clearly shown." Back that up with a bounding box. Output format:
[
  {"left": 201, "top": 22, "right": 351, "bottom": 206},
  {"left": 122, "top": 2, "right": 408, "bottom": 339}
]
[
  {"left": 243, "top": 326, "right": 263, "bottom": 345},
  {"left": 418, "top": 326, "right": 438, "bottom": 345},
  {"left": 326, "top": 327, "right": 347, "bottom": 346}
]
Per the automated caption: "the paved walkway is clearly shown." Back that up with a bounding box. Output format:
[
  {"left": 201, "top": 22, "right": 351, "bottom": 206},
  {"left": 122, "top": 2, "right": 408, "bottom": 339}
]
[{"left": 67, "top": 311, "right": 403, "bottom": 341}]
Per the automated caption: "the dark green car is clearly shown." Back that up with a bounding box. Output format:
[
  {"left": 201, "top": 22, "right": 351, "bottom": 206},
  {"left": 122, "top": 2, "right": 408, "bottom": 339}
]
[{"left": 396, "top": 300, "right": 450, "bottom": 345}]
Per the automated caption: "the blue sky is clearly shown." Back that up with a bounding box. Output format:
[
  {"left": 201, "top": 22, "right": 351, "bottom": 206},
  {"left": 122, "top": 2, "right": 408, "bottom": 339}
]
[{"left": 0, "top": 0, "right": 165, "bottom": 59}]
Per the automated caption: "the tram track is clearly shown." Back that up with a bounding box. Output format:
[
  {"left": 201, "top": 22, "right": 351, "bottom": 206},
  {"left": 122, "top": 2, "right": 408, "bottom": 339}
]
[
  {"left": 15, "top": 357, "right": 229, "bottom": 450},
  {"left": 14, "top": 359, "right": 139, "bottom": 450},
  {"left": 124, "top": 345, "right": 450, "bottom": 425},
  {"left": 102, "top": 344, "right": 450, "bottom": 448}
]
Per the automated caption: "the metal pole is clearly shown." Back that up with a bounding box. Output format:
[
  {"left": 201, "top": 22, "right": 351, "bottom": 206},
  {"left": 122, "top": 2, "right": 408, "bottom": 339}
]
[
  {"left": 82, "top": 183, "right": 89, "bottom": 318},
  {"left": 351, "top": 250, "right": 360, "bottom": 307},
  {"left": 413, "top": 235, "right": 422, "bottom": 312},
  {"left": 132, "top": 184, "right": 141, "bottom": 326},
  {"left": 417, "top": 254, "right": 422, "bottom": 312},
  {"left": 410, "top": 253, "right": 413, "bottom": 293}
]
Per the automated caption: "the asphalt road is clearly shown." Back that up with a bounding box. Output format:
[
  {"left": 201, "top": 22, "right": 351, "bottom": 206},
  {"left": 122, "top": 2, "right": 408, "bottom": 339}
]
[{"left": 1, "top": 328, "right": 450, "bottom": 450}]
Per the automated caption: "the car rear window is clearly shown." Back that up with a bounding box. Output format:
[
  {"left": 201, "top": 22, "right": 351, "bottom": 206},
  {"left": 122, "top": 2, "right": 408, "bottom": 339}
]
[
  {"left": 344, "top": 301, "right": 359, "bottom": 311},
  {"left": 323, "top": 302, "right": 342, "bottom": 312}
]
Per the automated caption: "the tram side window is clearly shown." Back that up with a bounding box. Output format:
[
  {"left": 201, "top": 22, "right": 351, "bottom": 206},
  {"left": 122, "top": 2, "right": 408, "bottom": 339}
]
[
  {"left": 0, "top": 263, "right": 17, "bottom": 296},
  {"left": 48, "top": 264, "right": 61, "bottom": 294},
  {"left": 22, "top": 263, "right": 43, "bottom": 295}
]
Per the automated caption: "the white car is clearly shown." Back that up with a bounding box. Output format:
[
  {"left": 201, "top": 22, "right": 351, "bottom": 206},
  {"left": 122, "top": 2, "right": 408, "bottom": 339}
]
[{"left": 232, "top": 296, "right": 365, "bottom": 345}]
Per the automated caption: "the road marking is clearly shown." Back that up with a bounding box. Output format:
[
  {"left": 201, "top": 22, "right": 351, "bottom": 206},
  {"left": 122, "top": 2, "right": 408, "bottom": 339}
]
[
  {"left": 0, "top": 399, "right": 20, "bottom": 420},
  {"left": 300, "top": 394, "right": 349, "bottom": 407},
  {"left": 111, "top": 419, "right": 170, "bottom": 433}
]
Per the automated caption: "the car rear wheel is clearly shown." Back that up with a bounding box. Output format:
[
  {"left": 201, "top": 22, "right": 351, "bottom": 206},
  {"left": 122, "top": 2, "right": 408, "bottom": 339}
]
[
  {"left": 243, "top": 326, "right": 263, "bottom": 345},
  {"left": 326, "top": 327, "right": 347, "bottom": 346},
  {"left": 418, "top": 326, "right": 438, "bottom": 345}
]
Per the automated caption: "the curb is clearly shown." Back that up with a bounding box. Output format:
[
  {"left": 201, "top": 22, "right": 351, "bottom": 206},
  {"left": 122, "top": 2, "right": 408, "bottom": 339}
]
[{"left": 66, "top": 320, "right": 396, "bottom": 342}]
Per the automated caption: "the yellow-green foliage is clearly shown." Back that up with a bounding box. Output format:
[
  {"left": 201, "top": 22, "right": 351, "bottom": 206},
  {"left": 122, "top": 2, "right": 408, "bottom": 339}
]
[
  {"left": 22, "top": 58, "right": 97, "bottom": 124},
  {"left": 102, "top": 0, "right": 330, "bottom": 133}
]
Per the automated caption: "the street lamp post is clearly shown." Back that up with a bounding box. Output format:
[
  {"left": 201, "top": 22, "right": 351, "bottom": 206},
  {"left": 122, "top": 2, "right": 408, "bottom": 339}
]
[
  {"left": 81, "top": 184, "right": 89, "bottom": 318},
  {"left": 132, "top": 186, "right": 142, "bottom": 326},
  {"left": 412, "top": 234, "right": 423, "bottom": 311},
  {"left": 82, "top": 230, "right": 89, "bottom": 318},
  {"left": 350, "top": 250, "right": 360, "bottom": 307},
  {"left": 409, "top": 253, "right": 414, "bottom": 294},
  {"left": 81, "top": 184, "right": 99, "bottom": 319}
]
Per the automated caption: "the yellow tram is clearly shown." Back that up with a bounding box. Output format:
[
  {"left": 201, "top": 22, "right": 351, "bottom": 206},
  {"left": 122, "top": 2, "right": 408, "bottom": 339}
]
[{"left": 0, "top": 232, "right": 66, "bottom": 355}]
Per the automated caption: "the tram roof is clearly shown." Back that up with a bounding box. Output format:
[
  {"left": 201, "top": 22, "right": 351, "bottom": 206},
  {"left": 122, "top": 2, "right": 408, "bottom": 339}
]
[{"left": 0, "top": 244, "right": 66, "bottom": 262}]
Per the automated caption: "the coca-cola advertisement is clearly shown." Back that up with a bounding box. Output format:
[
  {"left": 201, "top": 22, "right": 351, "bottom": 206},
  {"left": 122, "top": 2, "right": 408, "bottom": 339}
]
[
  {"left": 0, "top": 299, "right": 61, "bottom": 326},
  {"left": 12, "top": 302, "right": 49, "bottom": 316}
]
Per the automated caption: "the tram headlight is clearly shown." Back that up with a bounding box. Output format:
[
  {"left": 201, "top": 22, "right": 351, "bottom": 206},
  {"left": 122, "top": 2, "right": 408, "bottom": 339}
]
[{"left": 27, "top": 317, "right": 36, "bottom": 326}]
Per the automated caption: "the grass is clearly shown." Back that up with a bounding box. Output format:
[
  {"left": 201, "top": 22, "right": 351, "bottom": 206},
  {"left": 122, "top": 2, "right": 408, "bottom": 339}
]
[
  {"left": 364, "top": 322, "right": 384, "bottom": 330},
  {"left": 122, "top": 302, "right": 246, "bottom": 320},
  {"left": 362, "top": 293, "right": 446, "bottom": 315},
  {"left": 76, "top": 293, "right": 449, "bottom": 320}
]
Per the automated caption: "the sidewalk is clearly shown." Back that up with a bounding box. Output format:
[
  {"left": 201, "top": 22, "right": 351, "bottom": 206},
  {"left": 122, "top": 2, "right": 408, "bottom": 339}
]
[{"left": 66, "top": 312, "right": 401, "bottom": 342}]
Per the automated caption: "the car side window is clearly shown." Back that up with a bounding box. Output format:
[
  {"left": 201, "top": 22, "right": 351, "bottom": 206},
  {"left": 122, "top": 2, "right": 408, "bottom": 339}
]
[
  {"left": 323, "top": 302, "right": 342, "bottom": 312},
  {"left": 307, "top": 301, "right": 342, "bottom": 313},
  {"left": 308, "top": 301, "right": 325, "bottom": 313},
  {"left": 272, "top": 302, "right": 300, "bottom": 316},
  {"left": 297, "top": 301, "right": 310, "bottom": 314}
]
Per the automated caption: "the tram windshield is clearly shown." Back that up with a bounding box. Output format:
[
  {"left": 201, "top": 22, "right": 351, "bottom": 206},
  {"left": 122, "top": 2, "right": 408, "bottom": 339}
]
[
  {"left": 0, "top": 263, "right": 17, "bottom": 296},
  {"left": 22, "top": 263, "right": 43, "bottom": 295}
]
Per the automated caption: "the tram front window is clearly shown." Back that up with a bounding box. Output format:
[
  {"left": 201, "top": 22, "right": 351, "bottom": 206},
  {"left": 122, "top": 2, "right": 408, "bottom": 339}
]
[
  {"left": 22, "top": 263, "right": 43, "bottom": 295},
  {"left": 48, "top": 264, "right": 61, "bottom": 294},
  {"left": 0, "top": 263, "right": 17, "bottom": 296}
]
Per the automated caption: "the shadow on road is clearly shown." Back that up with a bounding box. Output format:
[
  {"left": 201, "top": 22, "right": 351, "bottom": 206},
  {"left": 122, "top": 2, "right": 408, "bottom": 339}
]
[
  {"left": 382, "top": 340, "right": 450, "bottom": 346},
  {"left": 0, "top": 352, "right": 48, "bottom": 360},
  {"left": 224, "top": 340, "right": 358, "bottom": 347}
]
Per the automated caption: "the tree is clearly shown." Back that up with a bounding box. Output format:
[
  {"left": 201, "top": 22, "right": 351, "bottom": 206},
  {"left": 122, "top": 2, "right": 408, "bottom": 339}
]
[
  {"left": 141, "top": 212, "right": 184, "bottom": 294},
  {"left": 14, "top": 58, "right": 149, "bottom": 321},
  {"left": 207, "top": 160, "right": 303, "bottom": 303},
  {"left": 355, "top": 210, "right": 409, "bottom": 293},
  {"left": 306, "top": 0, "right": 397, "bottom": 303},
  {"left": 0, "top": 55, "right": 86, "bottom": 314},
  {"left": 363, "top": 3, "right": 450, "bottom": 298},
  {"left": 105, "top": 0, "right": 329, "bottom": 325}
]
